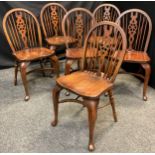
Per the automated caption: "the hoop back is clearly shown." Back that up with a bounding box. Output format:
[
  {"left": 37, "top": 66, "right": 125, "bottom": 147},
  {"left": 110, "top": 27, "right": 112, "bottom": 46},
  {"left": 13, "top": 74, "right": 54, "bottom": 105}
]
[
  {"left": 93, "top": 4, "right": 120, "bottom": 23},
  {"left": 62, "top": 8, "right": 94, "bottom": 49},
  {"left": 116, "top": 9, "right": 152, "bottom": 52},
  {"left": 82, "top": 21, "right": 127, "bottom": 82},
  {"left": 40, "top": 3, "right": 67, "bottom": 38},
  {"left": 3, "top": 8, "right": 42, "bottom": 53}
]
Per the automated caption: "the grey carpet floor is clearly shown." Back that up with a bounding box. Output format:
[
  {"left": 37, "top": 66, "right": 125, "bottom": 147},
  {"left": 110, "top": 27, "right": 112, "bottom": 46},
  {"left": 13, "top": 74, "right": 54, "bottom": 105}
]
[{"left": 0, "top": 63, "right": 155, "bottom": 153}]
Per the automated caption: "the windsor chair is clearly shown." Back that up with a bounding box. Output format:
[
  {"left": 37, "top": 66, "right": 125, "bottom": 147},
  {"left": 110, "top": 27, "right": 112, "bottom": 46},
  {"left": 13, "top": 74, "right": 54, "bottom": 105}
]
[
  {"left": 3, "top": 8, "right": 59, "bottom": 101},
  {"left": 62, "top": 8, "right": 94, "bottom": 75},
  {"left": 51, "top": 21, "right": 127, "bottom": 151},
  {"left": 93, "top": 3, "right": 120, "bottom": 22},
  {"left": 90, "top": 4, "right": 121, "bottom": 58},
  {"left": 116, "top": 9, "right": 152, "bottom": 101},
  {"left": 40, "top": 3, "right": 76, "bottom": 58}
]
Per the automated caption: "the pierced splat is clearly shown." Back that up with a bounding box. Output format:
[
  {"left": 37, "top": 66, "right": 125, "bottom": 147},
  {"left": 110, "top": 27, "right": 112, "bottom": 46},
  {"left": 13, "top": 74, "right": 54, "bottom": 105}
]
[
  {"left": 3, "top": 8, "right": 59, "bottom": 101},
  {"left": 103, "top": 6, "right": 111, "bottom": 21},
  {"left": 104, "top": 25, "right": 113, "bottom": 37},
  {"left": 15, "top": 12, "right": 28, "bottom": 48},
  {"left": 93, "top": 4, "right": 120, "bottom": 23},
  {"left": 61, "top": 8, "right": 93, "bottom": 74},
  {"left": 128, "top": 12, "right": 138, "bottom": 50},
  {"left": 87, "top": 25, "right": 117, "bottom": 73},
  {"left": 116, "top": 9, "right": 152, "bottom": 101},
  {"left": 50, "top": 6, "right": 59, "bottom": 36},
  {"left": 75, "top": 12, "right": 84, "bottom": 47},
  {"left": 99, "top": 25, "right": 114, "bottom": 53}
]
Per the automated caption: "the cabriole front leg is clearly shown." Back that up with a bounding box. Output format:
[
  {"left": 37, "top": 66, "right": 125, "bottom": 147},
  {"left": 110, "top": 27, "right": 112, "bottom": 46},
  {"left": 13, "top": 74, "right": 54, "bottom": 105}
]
[
  {"left": 20, "top": 62, "right": 30, "bottom": 101},
  {"left": 84, "top": 98, "right": 99, "bottom": 151},
  {"left": 51, "top": 84, "right": 62, "bottom": 127},
  {"left": 141, "top": 63, "right": 151, "bottom": 101}
]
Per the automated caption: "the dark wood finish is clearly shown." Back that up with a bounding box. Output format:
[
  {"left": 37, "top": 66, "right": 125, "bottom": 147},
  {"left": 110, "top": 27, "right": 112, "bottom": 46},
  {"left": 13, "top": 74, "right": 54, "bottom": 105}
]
[
  {"left": 3, "top": 8, "right": 59, "bottom": 101},
  {"left": 123, "top": 50, "right": 150, "bottom": 62},
  {"left": 45, "top": 36, "right": 77, "bottom": 46},
  {"left": 40, "top": 3, "right": 76, "bottom": 60},
  {"left": 40, "top": 3, "right": 67, "bottom": 42},
  {"left": 14, "top": 62, "right": 18, "bottom": 85},
  {"left": 57, "top": 71, "right": 113, "bottom": 98},
  {"left": 93, "top": 3, "right": 120, "bottom": 22},
  {"left": 51, "top": 21, "right": 127, "bottom": 151},
  {"left": 62, "top": 8, "right": 94, "bottom": 74},
  {"left": 116, "top": 9, "right": 152, "bottom": 101},
  {"left": 13, "top": 47, "right": 55, "bottom": 61},
  {"left": 84, "top": 98, "right": 99, "bottom": 151}
]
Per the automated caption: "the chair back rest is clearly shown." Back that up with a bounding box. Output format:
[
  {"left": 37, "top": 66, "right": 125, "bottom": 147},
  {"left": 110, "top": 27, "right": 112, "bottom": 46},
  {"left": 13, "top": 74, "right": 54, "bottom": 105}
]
[
  {"left": 116, "top": 9, "right": 152, "bottom": 52},
  {"left": 40, "top": 3, "right": 67, "bottom": 38},
  {"left": 93, "top": 3, "right": 120, "bottom": 22},
  {"left": 62, "top": 8, "right": 94, "bottom": 49},
  {"left": 3, "top": 8, "right": 42, "bottom": 53},
  {"left": 82, "top": 21, "right": 127, "bottom": 82}
]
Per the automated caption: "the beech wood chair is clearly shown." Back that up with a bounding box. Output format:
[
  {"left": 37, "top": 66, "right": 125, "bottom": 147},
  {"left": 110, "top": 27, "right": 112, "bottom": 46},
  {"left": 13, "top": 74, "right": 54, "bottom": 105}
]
[
  {"left": 3, "top": 8, "right": 59, "bottom": 101},
  {"left": 93, "top": 3, "right": 120, "bottom": 22},
  {"left": 116, "top": 9, "right": 152, "bottom": 101},
  {"left": 62, "top": 8, "right": 94, "bottom": 75},
  {"left": 51, "top": 21, "right": 127, "bottom": 151}
]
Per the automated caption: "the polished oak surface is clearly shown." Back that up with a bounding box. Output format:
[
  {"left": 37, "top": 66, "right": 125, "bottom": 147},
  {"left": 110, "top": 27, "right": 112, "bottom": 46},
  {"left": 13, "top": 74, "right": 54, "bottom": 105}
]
[
  {"left": 117, "top": 50, "right": 150, "bottom": 62},
  {"left": 57, "top": 71, "right": 113, "bottom": 98},
  {"left": 124, "top": 50, "right": 150, "bottom": 63},
  {"left": 46, "top": 36, "right": 77, "bottom": 46},
  {"left": 14, "top": 47, "right": 55, "bottom": 61}
]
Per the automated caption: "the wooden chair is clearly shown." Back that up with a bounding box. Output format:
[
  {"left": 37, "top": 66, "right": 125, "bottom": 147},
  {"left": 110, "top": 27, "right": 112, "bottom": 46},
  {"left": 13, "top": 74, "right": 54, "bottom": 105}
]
[
  {"left": 51, "top": 21, "right": 127, "bottom": 151},
  {"left": 3, "top": 8, "right": 59, "bottom": 101},
  {"left": 116, "top": 9, "right": 152, "bottom": 101},
  {"left": 62, "top": 8, "right": 94, "bottom": 75},
  {"left": 40, "top": 3, "right": 76, "bottom": 58},
  {"left": 93, "top": 3, "right": 120, "bottom": 22}
]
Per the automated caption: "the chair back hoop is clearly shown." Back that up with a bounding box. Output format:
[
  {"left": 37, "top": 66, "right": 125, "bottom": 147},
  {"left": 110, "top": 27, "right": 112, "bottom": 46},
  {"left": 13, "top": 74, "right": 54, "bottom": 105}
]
[
  {"left": 93, "top": 3, "right": 120, "bottom": 22},
  {"left": 62, "top": 8, "right": 94, "bottom": 49},
  {"left": 82, "top": 21, "right": 127, "bottom": 82},
  {"left": 116, "top": 9, "right": 152, "bottom": 52},
  {"left": 3, "top": 8, "right": 42, "bottom": 53},
  {"left": 40, "top": 3, "right": 67, "bottom": 38}
]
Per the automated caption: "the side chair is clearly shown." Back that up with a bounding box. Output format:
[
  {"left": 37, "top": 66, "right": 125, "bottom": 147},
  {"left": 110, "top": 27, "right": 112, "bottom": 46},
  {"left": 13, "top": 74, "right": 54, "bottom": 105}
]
[
  {"left": 116, "top": 9, "right": 152, "bottom": 101},
  {"left": 51, "top": 21, "right": 127, "bottom": 151},
  {"left": 62, "top": 8, "right": 94, "bottom": 75},
  {"left": 40, "top": 3, "right": 76, "bottom": 59},
  {"left": 3, "top": 8, "right": 59, "bottom": 101}
]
